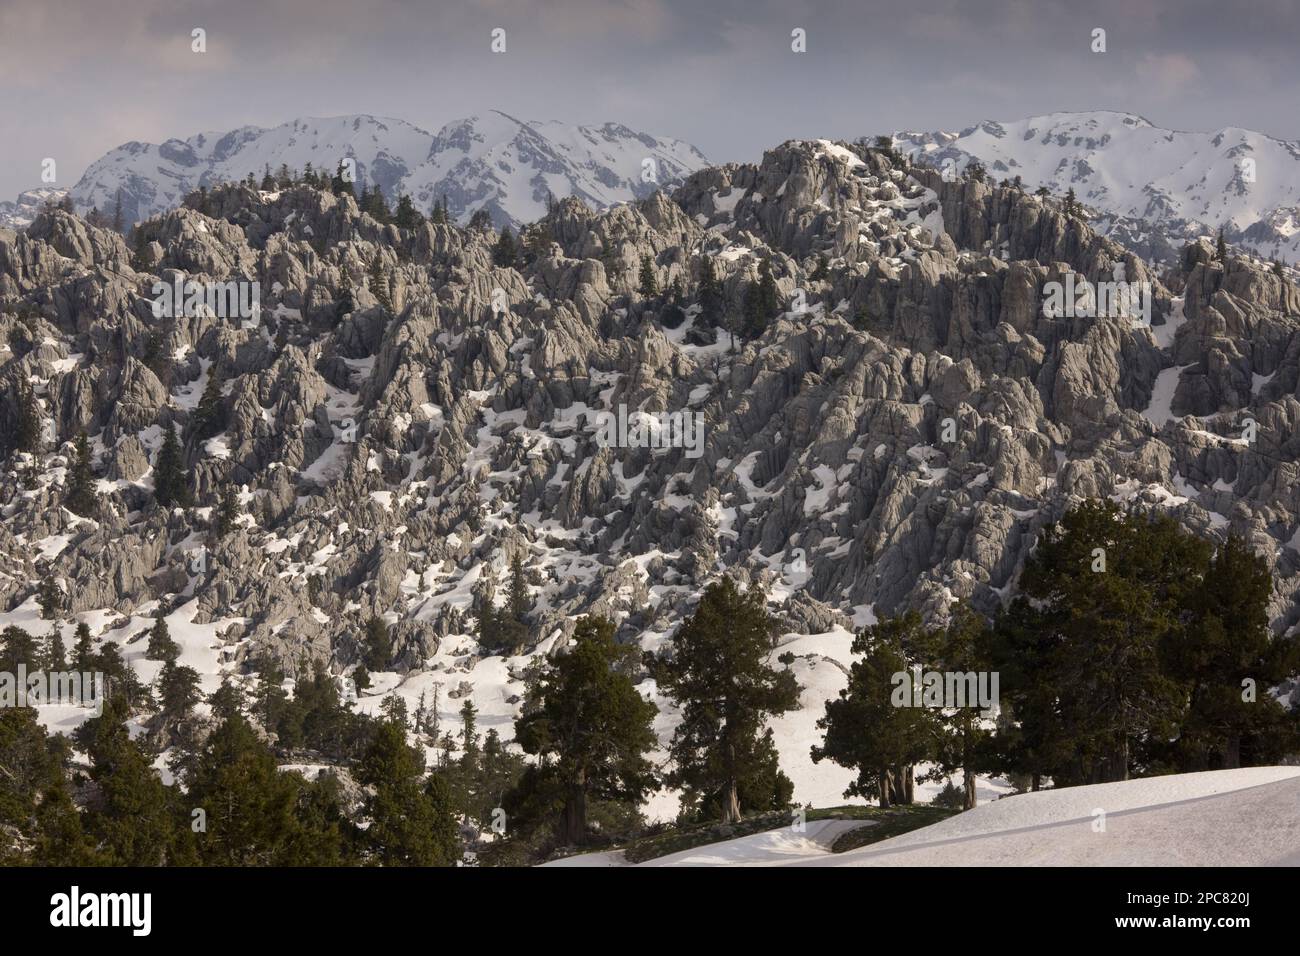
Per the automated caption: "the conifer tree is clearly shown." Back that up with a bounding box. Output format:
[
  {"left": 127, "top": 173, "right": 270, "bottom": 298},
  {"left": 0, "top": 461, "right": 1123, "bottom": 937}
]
[
  {"left": 511, "top": 615, "right": 659, "bottom": 844},
  {"left": 215, "top": 484, "right": 239, "bottom": 537},
  {"left": 813, "top": 611, "right": 935, "bottom": 807},
  {"left": 362, "top": 616, "right": 392, "bottom": 671},
  {"left": 44, "top": 628, "right": 67, "bottom": 671},
  {"left": 741, "top": 255, "right": 778, "bottom": 340},
  {"left": 146, "top": 616, "right": 180, "bottom": 663},
  {"left": 79, "top": 698, "right": 185, "bottom": 865},
  {"left": 11, "top": 376, "right": 40, "bottom": 454},
  {"left": 189, "top": 371, "right": 224, "bottom": 444},
  {"left": 638, "top": 255, "right": 658, "bottom": 297},
  {"left": 1216, "top": 228, "right": 1229, "bottom": 263},
  {"left": 336, "top": 268, "right": 355, "bottom": 316},
  {"left": 651, "top": 578, "right": 800, "bottom": 822},
  {"left": 357, "top": 719, "right": 460, "bottom": 865},
  {"left": 154, "top": 423, "right": 190, "bottom": 508},
  {"left": 394, "top": 194, "right": 421, "bottom": 229},
  {"left": 65, "top": 430, "right": 97, "bottom": 517},
  {"left": 493, "top": 226, "right": 518, "bottom": 267},
  {"left": 71, "top": 622, "right": 94, "bottom": 672}
]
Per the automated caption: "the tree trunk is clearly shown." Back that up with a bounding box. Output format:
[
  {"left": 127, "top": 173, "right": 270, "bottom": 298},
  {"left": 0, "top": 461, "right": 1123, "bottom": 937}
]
[
  {"left": 896, "top": 764, "right": 914, "bottom": 804},
  {"left": 1224, "top": 734, "right": 1241, "bottom": 770},
  {"left": 878, "top": 768, "right": 892, "bottom": 809},
  {"left": 1031, "top": 772, "right": 1041, "bottom": 792},
  {"left": 561, "top": 771, "right": 587, "bottom": 845},
  {"left": 963, "top": 769, "right": 977, "bottom": 810},
  {"left": 721, "top": 778, "right": 742, "bottom": 823}
]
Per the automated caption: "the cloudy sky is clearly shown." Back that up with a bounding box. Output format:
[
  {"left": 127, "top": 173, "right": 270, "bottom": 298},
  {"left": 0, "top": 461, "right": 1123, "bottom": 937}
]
[{"left": 2, "top": 0, "right": 1298, "bottom": 201}]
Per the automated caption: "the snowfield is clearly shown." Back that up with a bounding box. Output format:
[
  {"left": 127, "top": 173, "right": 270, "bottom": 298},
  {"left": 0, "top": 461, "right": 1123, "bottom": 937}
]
[{"left": 553, "top": 768, "right": 1300, "bottom": 867}]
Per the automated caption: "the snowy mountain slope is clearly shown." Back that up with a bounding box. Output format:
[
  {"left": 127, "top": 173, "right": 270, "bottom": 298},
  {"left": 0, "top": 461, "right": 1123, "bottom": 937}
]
[
  {"left": 554, "top": 768, "right": 1300, "bottom": 866},
  {"left": 0, "top": 187, "right": 68, "bottom": 231},
  {"left": 69, "top": 112, "right": 707, "bottom": 230},
  {"left": 894, "top": 110, "right": 1300, "bottom": 265}
]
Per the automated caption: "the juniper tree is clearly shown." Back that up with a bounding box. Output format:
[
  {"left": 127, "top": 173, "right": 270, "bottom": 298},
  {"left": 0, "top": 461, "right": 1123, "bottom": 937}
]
[
  {"left": 1164, "top": 535, "right": 1300, "bottom": 770},
  {"left": 651, "top": 578, "right": 800, "bottom": 823},
  {"left": 511, "top": 615, "right": 659, "bottom": 844},
  {"left": 812, "top": 611, "right": 936, "bottom": 807},
  {"left": 919, "top": 603, "right": 1000, "bottom": 810},
  {"left": 1015, "top": 500, "right": 1209, "bottom": 784}
]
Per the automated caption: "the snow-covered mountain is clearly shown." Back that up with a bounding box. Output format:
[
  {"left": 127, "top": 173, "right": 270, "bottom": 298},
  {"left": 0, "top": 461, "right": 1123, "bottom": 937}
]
[
  {"left": 894, "top": 110, "right": 1300, "bottom": 265},
  {"left": 0, "top": 187, "right": 68, "bottom": 231},
  {"left": 69, "top": 112, "right": 708, "bottom": 230}
]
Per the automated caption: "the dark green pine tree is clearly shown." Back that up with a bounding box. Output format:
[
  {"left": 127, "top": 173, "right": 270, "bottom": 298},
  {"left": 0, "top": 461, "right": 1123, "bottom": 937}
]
[
  {"left": 260, "top": 165, "right": 276, "bottom": 190},
  {"left": 146, "top": 616, "right": 179, "bottom": 663},
  {"left": 497, "top": 553, "right": 531, "bottom": 654},
  {"left": 638, "top": 255, "right": 658, "bottom": 297},
  {"left": 37, "top": 577, "right": 64, "bottom": 620},
  {"left": 65, "top": 430, "right": 98, "bottom": 517},
  {"left": 215, "top": 484, "right": 240, "bottom": 537},
  {"left": 394, "top": 194, "right": 421, "bottom": 229},
  {"left": 331, "top": 161, "right": 354, "bottom": 198},
  {"left": 0, "top": 625, "right": 39, "bottom": 674},
  {"left": 71, "top": 622, "right": 95, "bottom": 672},
  {"left": 368, "top": 256, "right": 392, "bottom": 312},
  {"left": 652, "top": 578, "right": 800, "bottom": 822},
  {"left": 130, "top": 227, "right": 151, "bottom": 273},
  {"left": 511, "top": 615, "right": 659, "bottom": 845},
  {"left": 1018, "top": 500, "right": 1208, "bottom": 784},
  {"left": 336, "top": 267, "right": 355, "bottom": 317},
  {"left": 1216, "top": 228, "right": 1229, "bottom": 263},
  {"left": 493, "top": 226, "right": 518, "bottom": 268},
  {"left": 362, "top": 616, "right": 392, "bottom": 671},
  {"left": 475, "top": 570, "right": 500, "bottom": 652},
  {"left": 78, "top": 697, "right": 187, "bottom": 865},
  {"left": 179, "top": 708, "right": 344, "bottom": 865},
  {"left": 741, "top": 255, "right": 779, "bottom": 339},
  {"left": 920, "top": 603, "right": 1000, "bottom": 810},
  {"left": 11, "top": 376, "right": 41, "bottom": 454},
  {"left": 696, "top": 256, "right": 723, "bottom": 328},
  {"left": 812, "top": 611, "right": 936, "bottom": 807},
  {"left": 357, "top": 718, "right": 460, "bottom": 865},
  {"left": 188, "top": 371, "right": 224, "bottom": 444},
  {"left": 429, "top": 195, "right": 448, "bottom": 224},
  {"left": 44, "top": 628, "right": 67, "bottom": 671},
  {"left": 1166, "top": 535, "right": 1300, "bottom": 770},
  {"left": 156, "top": 658, "right": 201, "bottom": 723},
  {"left": 153, "top": 423, "right": 190, "bottom": 508}
]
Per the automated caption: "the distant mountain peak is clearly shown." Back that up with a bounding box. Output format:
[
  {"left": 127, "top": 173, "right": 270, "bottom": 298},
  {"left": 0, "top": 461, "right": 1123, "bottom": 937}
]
[{"left": 68, "top": 112, "right": 708, "bottom": 231}]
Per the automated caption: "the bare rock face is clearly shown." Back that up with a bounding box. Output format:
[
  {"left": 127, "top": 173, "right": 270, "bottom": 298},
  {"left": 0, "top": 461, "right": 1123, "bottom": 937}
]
[{"left": 3, "top": 135, "right": 1299, "bottom": 741}]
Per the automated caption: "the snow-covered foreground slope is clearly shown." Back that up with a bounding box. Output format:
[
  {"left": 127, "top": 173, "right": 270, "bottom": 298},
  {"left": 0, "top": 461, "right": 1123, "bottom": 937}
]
[
  {"left": 69, "top": 112, "right": 707, "bottom": 229},
  {"left": 554, "top": 769, "right": 1300, "bottom": 866},
  {"left": 895, "top": 110, "right": 1300, "bottom": 265}
]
